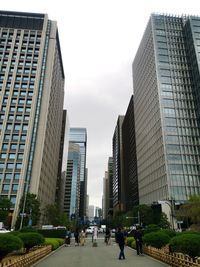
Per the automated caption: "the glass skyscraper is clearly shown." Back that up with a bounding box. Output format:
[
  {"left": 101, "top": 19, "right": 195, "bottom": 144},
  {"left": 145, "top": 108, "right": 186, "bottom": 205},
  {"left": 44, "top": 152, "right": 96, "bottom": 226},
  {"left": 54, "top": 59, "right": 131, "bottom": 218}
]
[
  {"left": 0, "top": 11, "right": 65, "bottom": 227},
  {"left": 64, "top": 142, "right": 80, "bottom": 218},
  {"left": 69, "top": 128, "right": 87, "bottom": 219},
  {"left": 133, "top": 14, "right": 200, "bottom": 205}
]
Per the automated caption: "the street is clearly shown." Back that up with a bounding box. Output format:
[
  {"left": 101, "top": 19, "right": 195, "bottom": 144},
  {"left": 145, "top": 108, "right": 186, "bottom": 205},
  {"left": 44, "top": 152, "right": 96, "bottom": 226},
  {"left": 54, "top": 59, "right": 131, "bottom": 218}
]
[{"left": 33, "top": 236, "right": 170, "bottom": 267}]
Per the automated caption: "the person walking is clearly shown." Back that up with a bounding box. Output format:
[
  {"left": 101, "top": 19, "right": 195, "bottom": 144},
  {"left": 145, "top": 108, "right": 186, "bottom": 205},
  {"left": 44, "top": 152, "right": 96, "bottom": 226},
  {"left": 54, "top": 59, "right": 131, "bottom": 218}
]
[
  {"left": 74, "top": 228, "right": 80, "bottom": 246},
  {"left": 116, "top": 228, "right": 125, "bottom": 260},
  {"left": 105, "top": 228, "right": 111, "bottom": 245},
  {"left": 133, "top": 227, "right": 143, "bottom": 255},
  {"left": 80, "top": 229, "right": 86, "bottom": 246},
  {"left": 65, "top": 228, "right": 71, "bottom": 247}
]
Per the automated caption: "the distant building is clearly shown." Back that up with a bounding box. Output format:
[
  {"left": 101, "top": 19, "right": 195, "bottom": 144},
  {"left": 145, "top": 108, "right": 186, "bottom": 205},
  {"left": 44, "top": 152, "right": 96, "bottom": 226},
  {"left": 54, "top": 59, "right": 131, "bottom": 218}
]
[
  {"left": 102, "top": 171, "right": 109, "bottom": 219},
  {"left": 108, "top": 157, "right": 113, "bottom": 216},
  {"left": 112, "top": 116, "right": 125, "bottom": 214},
  {"left": 0, "top": 11, "right": 65, "bottom": 227},
  {"left": 88, "top": 205, "right": 95, "bottom": 221},
  {"left": 133, "top": 13, "right": 200, "bottom": 205},
  {"left": 64, "top": 142, "right": 81, "bottom": 219},
  {"left": 122, "top": 95, "right": 139, "bottom": 211},
  {"left": 56, "top": 110, "right": 70, "bottom": 211},
  {"left": 69, "top": 128, "right": 87, "bottom": 219}
]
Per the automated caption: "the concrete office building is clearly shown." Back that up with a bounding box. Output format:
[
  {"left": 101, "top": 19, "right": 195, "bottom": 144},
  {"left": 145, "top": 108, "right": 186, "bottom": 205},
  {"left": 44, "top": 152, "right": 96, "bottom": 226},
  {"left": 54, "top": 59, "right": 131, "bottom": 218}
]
[
  {"left": 133, "top": 14, "right": 200, "bottom": 205},
  {"left": 122, "top": 95, "right": 139, "bottom": 211},
  {"left": 107, "top": 157, "right": 113, "bottom": 216},
  {"left": 64, "top": 142, "right": 81, "bottom": 219},
  {"left": 0, "top": 11, "right": 65, "bottom": 227},
  {"left": 69, "top": 128, "right": 87, "bottom": 219}
]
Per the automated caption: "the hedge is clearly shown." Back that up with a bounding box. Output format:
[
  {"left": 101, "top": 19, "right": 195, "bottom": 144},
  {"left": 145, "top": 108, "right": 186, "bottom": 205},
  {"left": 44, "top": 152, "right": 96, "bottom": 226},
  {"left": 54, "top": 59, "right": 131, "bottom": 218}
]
[
  {"left": 169, "top": 233, "right": 200, "bottom": 258},
  {"left": 143, "top": 224, "right": 160, "bottom": 235},
  {"left": 38, "top": 229, "right": 66, "bottom": 238},
  {"left": 18, "top": 232, "right": 45, "bottom": 252},
  {"left": 44, "top": 238, "right": 60, "bottom": 250},
  {"left": 143, "top": 231, "right": 170, "bottom": 249},
  {"left": 0, "top": 234, "right": 23, "bottom": 261},
  {"left": 126, "top": 237, "right": 135, "bottom": 247}
]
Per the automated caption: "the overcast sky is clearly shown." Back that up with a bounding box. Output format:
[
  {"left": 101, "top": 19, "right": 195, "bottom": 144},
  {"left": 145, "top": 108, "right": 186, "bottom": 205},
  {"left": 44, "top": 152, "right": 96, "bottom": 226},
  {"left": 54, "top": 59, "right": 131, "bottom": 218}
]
[{"left": 2, "top": 0, "right": 200, "bottom": 207}]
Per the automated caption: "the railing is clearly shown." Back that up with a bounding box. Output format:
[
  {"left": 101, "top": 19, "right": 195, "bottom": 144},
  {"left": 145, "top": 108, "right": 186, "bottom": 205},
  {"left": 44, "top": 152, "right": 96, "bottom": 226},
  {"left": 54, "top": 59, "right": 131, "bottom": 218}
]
[
  {"left": 0, "top": 245, "right": 52, "bottom": 267},
  {"left": 144, "top": 245, "right": 200, "bottom": 267}
]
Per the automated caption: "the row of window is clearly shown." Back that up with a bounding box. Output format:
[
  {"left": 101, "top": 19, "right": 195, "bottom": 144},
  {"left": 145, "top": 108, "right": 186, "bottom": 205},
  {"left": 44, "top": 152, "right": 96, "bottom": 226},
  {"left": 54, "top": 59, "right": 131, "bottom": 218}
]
[
  {"left": 0, "top": 163, "right": 22, "bottom": 169},
  {"left": 0, "top": 153, "right": 23, "bottom": 159},
  {"left": 1, "top": 184, "right": 18, "bottom": 191},
  {"left": 1, "top": 143, "right": 25, "bottom": 150},
  {"left": 0, "top": 173, "right": 20, "bottom": 179}
]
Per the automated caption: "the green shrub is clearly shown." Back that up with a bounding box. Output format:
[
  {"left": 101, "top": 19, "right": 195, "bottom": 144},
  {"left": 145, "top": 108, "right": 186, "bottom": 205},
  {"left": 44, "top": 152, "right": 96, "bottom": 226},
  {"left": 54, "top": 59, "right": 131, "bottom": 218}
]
[
  {"left": 131, "top": 240, "right": 136, "bottom": 249},
  {"left": 38, "top": 229, "right": 66, "bottom": 238},
  {"left": 143, "top": 231, "right": 170, "bottom": 249},
  {"left": 0, "top": 234, "right": 23, "bottom": 261},
  {"left": 44, "top": 238, "right": 60, "bottom": 250},
  {"left": 158, "top": 229, "right": 176, "bottom": 238},
  {"left": 169, "top": 234, "right": 200, "bottom": 258},
  {"left": 126, "top": 237, "right": 135, "bottom": 247},
  {"left": 20, "top": 227, "right": 38, "bottom": 233},
  {"left": 143, "top": 224, "right": 160, "bottom": 235},
  {"left": 56, "top": 238, "right": 64, "bottom": 246},
  {"left": 18, "top": 232, "right": 44, "bottom": 251}
]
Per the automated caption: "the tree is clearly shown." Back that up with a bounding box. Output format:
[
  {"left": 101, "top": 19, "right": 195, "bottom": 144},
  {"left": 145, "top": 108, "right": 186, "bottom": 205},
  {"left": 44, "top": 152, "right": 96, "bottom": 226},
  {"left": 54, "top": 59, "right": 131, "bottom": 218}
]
[
  {"left": 0, "top": 197, "right": 12, "bottom": 228},
  {"left": 177, "top": 195, "right": 200, "bottom": 226},
  {"left": 44, "top": 204, "right": 71, "bottom": 228},
  {"left": 133, "top": 204, "right": 154, "bottom": 226},
  {"left": 15, "top": 193, "right": 41, "bottom": 230}
]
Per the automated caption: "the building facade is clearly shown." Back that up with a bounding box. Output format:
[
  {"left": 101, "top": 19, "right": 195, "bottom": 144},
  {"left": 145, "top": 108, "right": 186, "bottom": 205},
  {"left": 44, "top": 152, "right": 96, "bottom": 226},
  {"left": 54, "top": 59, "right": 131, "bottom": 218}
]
[
  {"left": 69, "top": 128, "right": 87, "bottom": 219},
  {"left": 107, "top": 157, "right": 113, "bottom": 216},
  {"left": 0, "top": 11, "right": 65, "bottom": 227},
  {"left": 133, "top": 14, "right": 200, "bottom": 205},
  {"left": 63, "top": 142, "right": 81, "bottom": 219},
  {"left": 122, "top": 95, "right": 139, "bottom": 211},
  {"left": 112, "top": 115, "right": 125, "bottom": 214}
]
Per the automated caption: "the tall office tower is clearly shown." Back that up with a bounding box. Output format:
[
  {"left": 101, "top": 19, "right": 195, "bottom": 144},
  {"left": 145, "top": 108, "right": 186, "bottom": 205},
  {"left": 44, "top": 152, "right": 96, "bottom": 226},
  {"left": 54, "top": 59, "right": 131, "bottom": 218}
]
[
  {"left": 0, "top": 11, "right": 65, "bottom": 227},
  {"left": 133, "top": 14, "right": 200, "bottom": 205},
  {"left": 64, "top": 142, "right": 81, "bottom": 219},
  {"left": 88, "top": 205, "right": 95, "bottom": 221},
  {"left": 102, "top": 171, "right": 109, "bottom": 220},
  {"left": 69, "top": 128, "right": 87, "bottom": 219},
  {"left": 112, "top": 115, "right": 125, "bottom": 214},
  {"left": 107, "top": 157, "right": 113, "bottom": 216},
  {"left": 56, "top": 110, "right": 70, "bottom": 211},
  {"left": 122, "top": 95, "right": 139, "bottom": 211}
]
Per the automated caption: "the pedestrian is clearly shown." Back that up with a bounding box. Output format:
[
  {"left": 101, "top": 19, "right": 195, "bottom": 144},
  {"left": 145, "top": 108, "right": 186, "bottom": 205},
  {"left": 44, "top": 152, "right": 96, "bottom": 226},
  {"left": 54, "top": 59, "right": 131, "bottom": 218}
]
[
  {"left": 116, "top": 228, "right": 125, "bottom": 260},
  {"left": 133, "top": 226, "right": 143, "bottom": 255},
  {"left": 74, "top": 228, "right": 79, "bottom": 246},
  {"left": 80, "top": 229, "right": 86, "bottom": 246},
  {"left": 105, "top": 228, "right": 111, "bottom": 245},
  {"left": 65, "top": 228, "right": 71, "bottom": 246}
]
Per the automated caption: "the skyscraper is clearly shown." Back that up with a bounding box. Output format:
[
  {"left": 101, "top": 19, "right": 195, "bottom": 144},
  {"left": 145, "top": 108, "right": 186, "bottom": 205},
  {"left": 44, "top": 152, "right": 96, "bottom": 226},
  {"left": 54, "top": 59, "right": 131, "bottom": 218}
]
[
  {"left": 133, "top": 14, "right": 200, "bottom": 205},
  {"left": 112, "top": 115, "right": 125, "bottom": 214},
  {"left": 0, "top": 11, "right": 65, "bottom": 227},
  {"left": 122, "top": 95, "right": 139, "bottom": 211},
  {"left": 64, "top": 142, "right": 81, "bottom": 219},
  {"left": 69, "top": 128, "right": 87, "bottom": 219}
]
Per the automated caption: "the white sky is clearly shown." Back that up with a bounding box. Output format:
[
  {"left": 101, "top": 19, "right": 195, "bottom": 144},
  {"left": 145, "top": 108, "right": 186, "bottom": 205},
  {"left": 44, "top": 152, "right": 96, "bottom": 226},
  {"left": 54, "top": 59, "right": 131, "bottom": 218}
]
[{"left": 2, "top": 0, "right": 200, "bottom": 207}]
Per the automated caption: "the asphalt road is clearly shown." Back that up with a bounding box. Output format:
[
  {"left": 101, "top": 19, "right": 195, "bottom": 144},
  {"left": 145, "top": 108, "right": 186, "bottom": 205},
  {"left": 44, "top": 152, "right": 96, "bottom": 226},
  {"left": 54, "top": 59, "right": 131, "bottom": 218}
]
[{"left": 33, "top": 237, "right": 170, "bottom": 267}]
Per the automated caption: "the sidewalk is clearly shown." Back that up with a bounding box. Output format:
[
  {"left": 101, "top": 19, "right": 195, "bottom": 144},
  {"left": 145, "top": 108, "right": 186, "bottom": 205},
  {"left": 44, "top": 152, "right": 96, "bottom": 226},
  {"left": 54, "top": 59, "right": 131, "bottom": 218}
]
[{"left": 33, "top": 238, "right": 170, "bottom": 267}]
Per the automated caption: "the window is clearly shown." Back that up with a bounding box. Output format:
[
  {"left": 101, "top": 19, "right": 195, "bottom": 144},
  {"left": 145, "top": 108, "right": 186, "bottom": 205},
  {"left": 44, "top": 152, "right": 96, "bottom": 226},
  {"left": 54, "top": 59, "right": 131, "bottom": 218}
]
[
  {"left": 9, "top": 153, "right": 16, "bottom": 159},
  {"left": 5, "top": 173, "right": 12, "bottom": 179},
  {"left": 6, "top": 124, "right": 12, "bottom": 130},
  {"left": 16, "top": 163, "right": 22, "bottom": 169},
  {"left": 2, "top": 143, "right": 8, "bottom": 150},
  {"left": 12, "top": 135, "right": 19, "bottom": 141},
  {"left": 0, "top": 163, "right": 5, "bottom": 169},
  {"left": 17, "top": 107, "right": 24, "bottom": 112},
  {"left": 21, "top": 135, "right": 26, "bottom": 141},
  {"left": 12, "top": 184, "right": 18, "bottom": 191},
  {"left": 22, "top": 125, "right": 28, "bottom": 131},
  {"left": 0, "top": 153, "right": 7, "bottom": 159},
  {"left": 10, "top": 196, "right": 16, "bottom": 204},
  {"left": 10, "top": 144, "right": 17, "bottom": 150},
  {"left": 14, "top": 124, "right": 21, "bottom": 131},
  {"left": 7, "top": 163, "right": 14, "bottom": 169},
  {"left": 19, "top": 144, "right": 25, "bottom": 150},
  {"left": 17, "top": 154, "right": 23, "bottom": 160},
  {"left": 2, "top": 184, "right": 10, "bottom": 191},
  {"left": 14, "top": 174, "right": 20, "bottom": 180}
]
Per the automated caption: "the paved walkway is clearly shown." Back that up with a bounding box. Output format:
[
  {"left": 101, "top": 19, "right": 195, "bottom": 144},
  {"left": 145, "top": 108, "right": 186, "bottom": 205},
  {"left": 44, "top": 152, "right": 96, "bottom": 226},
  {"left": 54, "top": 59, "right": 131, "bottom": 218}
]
[{"left": 33, "top": 238, "right": 170, "bottom": 267}]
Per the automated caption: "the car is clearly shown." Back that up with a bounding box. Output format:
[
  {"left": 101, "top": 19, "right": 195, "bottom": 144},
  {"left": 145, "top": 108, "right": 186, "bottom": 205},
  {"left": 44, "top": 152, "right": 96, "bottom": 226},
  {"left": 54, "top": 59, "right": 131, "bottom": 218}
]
[
  {"left": 0, "top": 228, "right": 10, "bottom": 234},
  {"left": 86, "top": 227, "right": 94, "bottom": 234}
]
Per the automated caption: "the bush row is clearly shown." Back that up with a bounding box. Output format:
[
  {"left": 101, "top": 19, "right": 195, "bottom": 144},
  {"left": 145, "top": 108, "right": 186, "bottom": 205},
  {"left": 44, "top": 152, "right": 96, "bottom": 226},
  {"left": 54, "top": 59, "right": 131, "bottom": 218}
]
[
  {"left": 0, "top": 231, "right": 64, "bottom": 261},
  {"left": 127, "top": 228, "right": 200, "bottom": 258}
]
